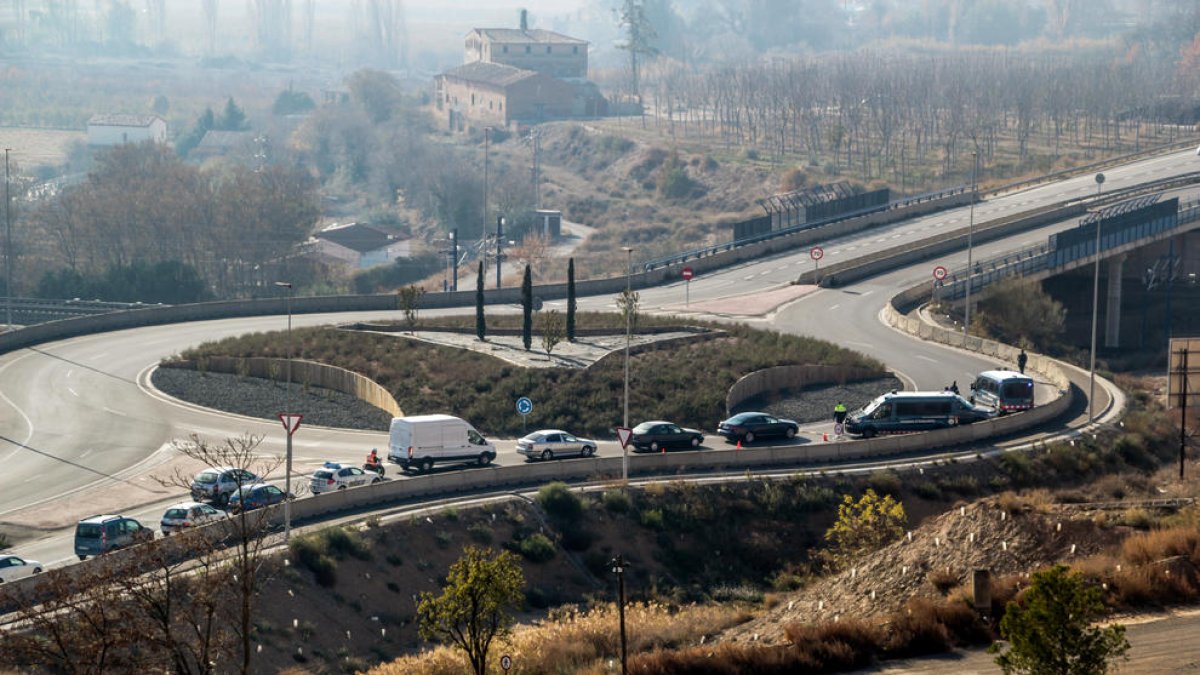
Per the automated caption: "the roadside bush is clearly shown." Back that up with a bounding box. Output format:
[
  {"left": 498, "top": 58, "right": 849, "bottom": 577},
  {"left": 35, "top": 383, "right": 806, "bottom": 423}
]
[
  {"left": 467, "top": 521, "right": 493, "bottom": 544},
  {"left": 639, "top": 508, "right": 665, "bottom": 530},
  {"left": 537, "top": 482, "right": 583, "bottom": 522},
  {"left": 517, "top": 533, "right": 556, "bottom": 563},
  {"left": 289, "top": 533, "right": 338, "bottom": 587},
  {"left": 602, "top": 489, "right": 632, "bottom": 513}
]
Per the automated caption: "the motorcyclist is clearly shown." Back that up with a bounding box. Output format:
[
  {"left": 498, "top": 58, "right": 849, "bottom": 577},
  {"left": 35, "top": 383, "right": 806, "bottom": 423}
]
[{"left": 365, "top": 448, "right": 381, "bottom": 470}]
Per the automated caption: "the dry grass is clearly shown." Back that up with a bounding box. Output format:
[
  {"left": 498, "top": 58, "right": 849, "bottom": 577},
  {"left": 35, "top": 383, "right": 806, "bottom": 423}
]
[
  {"left": 996, "top": 489, "right": 1056, "bottom": 514},
  {"left": 368, "top": 602, "right": 750, "bottom": 675},
  {"left": 885, "top": 597, "right": 990, "bottom": 658},
  {"left": 926, "top": 568, "right": 959, "bottom": 595},
  {"left": 1120, "top": 528, "right": 1200, "bottom": 566}
]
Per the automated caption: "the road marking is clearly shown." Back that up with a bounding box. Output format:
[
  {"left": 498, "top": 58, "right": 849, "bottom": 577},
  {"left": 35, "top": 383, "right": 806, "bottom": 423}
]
[
  {"left": 68, "top": 387, "right": 79, "bottom": 397},
  {"left": 79, "top": 449, "right": 92, "bottom": 459},
  {"left": 916, "top": 354, "right": 939, "bottom": 363},
  {"left": 743, "top": 275, "right": 755, "bottom": 281},
  {"left": 828, "top": 304, "right": 840, "bottom": 311},
  {"left": 845, "top": 340, "right": 873, "bottom": 348},
  {"left": 103, "top": 407, "right": 128, "bottom": 417}
]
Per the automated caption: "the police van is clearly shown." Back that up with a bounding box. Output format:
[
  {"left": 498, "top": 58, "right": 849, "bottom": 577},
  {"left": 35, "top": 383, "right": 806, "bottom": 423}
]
[
  {"left": 845, "top": 391, "right": 994, "bottom": 438},
  {"left": 970, "top": 370, "right": 1035, "bottom": 414}
]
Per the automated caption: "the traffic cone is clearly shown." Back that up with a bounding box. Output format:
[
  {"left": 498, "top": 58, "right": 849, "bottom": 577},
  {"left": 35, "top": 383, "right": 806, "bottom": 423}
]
[
  {"left": 736, "top": 440, "right": 742, "bottom": 450},
  {"left": 822, "top": 432, "right": 829, "bottom": 442},
  {"left": 660, "top": 445, "right": 666, "bottom": 454}
]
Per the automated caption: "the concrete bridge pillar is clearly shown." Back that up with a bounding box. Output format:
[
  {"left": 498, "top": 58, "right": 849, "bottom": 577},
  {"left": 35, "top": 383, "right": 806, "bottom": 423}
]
[{"left": 1105, "top": 254, "right": 1125, "bottom": 348}]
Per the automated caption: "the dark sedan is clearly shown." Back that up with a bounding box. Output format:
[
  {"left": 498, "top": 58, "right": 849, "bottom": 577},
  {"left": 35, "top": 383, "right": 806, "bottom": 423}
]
[
  {"left": 630, "top": 421, "right": 704, "bottom": 452},
  {"left": 717, "top": 412, "right": 799, "bottom": 444}
]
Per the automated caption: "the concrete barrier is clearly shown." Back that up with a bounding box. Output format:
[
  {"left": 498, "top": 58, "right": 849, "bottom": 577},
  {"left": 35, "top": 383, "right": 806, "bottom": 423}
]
[
  {"left": 725, "top": 364, "right": 888, "bottom": 414},
  {"left": 162, "top": 357, "right": 403, "bottom": 417}
]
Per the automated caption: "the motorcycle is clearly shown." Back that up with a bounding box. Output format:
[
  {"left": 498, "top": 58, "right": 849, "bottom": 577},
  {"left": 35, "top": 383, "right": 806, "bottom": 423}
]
[{"left": 363, "top": 461, "right": 385, "bottom": 478}]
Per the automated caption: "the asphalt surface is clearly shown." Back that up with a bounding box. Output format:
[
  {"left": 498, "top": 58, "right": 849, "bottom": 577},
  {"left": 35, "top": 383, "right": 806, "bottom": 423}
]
[{"left": 1, "top": 148, "right": 1197, "bottom": 568}]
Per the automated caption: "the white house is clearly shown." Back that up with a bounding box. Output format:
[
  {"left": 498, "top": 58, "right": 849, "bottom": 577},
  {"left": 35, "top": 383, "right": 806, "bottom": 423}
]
[
  {"left": 86, "top": 114, "right": 167, "bottom": 146},
  {"left": 311, "top": 223, "right": 411, "bottom": 270}
]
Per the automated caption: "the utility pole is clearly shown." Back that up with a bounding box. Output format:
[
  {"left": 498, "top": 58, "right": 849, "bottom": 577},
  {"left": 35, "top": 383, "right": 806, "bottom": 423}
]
[
  {"left": 963, "top": 150, "right": 977, "bottom": 336},
  {"left": 482, "top": 127, "right": 490, "bottom": 269},
  {"left": 4, "top": 148, "right": 12, "bottom": 332},
  {"left": 1181, "top": 347, "right": 1189, "bottom": 480},
  {"left": 530, "top": 128, "right": 541, "bottom": 209}
]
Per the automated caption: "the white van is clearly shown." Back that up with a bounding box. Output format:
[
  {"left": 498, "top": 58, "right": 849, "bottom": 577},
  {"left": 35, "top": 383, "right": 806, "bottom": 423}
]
[{"left": 387, "top": 414, "right": 497, "bottom": 473}]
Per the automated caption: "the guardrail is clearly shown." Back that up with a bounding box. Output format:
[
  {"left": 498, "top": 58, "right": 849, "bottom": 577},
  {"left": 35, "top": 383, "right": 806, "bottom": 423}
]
[{"left": 985, "top": 137, "right": 1200, "bottom": 198}]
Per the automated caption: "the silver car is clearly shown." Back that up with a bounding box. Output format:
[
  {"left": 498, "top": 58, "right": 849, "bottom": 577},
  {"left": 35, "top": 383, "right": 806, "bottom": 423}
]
[
  {"left": 310, "top": 462, "right": 382, "bottom": 494},
  {"left": 160, "top": 501, "right": 227, "bottom": 535},
  {"left": 516, "top": 429, "right": 597, "bottom": 461},
  {"left": 0, "top": 555, "right": 43, "bottom": 583}
]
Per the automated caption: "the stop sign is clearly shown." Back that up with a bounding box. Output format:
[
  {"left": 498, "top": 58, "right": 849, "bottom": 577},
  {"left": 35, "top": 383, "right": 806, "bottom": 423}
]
[{"left": 682, "top": 266, "right": 694, "bottom": 280}]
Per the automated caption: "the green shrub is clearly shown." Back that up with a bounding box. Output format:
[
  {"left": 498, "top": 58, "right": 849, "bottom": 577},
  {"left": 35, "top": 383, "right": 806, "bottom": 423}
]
[
  {"left": 468, "top": 521, "right": 494, "bottom": 544},
  {"left": 602, "top": 489, "right": 632, "bottom": 513},
  {"left": 639, "top": 508, "right": 665, "bottom": 530},
  {"left": 537, "top": 482, "right": 583, "bottom": 522},
  {"left": 322, "top": 527, "right": 372, "bottom": 560},
  {"left": 518, "top": 533, "right": 556, "bottom": 563}
]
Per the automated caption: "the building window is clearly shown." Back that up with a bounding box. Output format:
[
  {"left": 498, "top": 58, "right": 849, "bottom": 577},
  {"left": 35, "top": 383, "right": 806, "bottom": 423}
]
[
  {"left": 546, "top": 46, "right": 551, "bottom": 54},
  {"left": 503, "top": 45, "right": 508, "bottom": 53},
  {"left": 471, "top": 94, "right": 475, "bottom": 105},
  {"left": 489, "top": 101, "right": 493, "bottom": 110},
  {"left": 525, "top": 45, "right": 530, "bottom": 53},
  {"left": 573, "top": 45, "right": 579, "bottom": 54}
]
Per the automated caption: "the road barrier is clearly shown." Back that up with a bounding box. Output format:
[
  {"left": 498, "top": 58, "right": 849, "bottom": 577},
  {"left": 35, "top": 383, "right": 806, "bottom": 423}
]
[{"left": 725, "top": 364, "right": 888, "bottom": 415}]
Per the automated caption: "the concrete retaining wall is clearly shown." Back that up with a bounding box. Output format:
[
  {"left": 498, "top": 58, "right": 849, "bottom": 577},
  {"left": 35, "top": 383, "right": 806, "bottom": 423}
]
[
  {"left": 163, "top": 357, "right": 403, "bottom": 417},
  {"left": 725, "top": 364, "right": 888, "bottom": 415}
]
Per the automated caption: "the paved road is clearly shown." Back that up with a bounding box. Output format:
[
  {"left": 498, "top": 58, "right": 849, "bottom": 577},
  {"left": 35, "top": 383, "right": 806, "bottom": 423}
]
[
  {"left": 862, "top": 609, "right": 1200, "bottom": 674},
  {"left": 1, "top": 148, "right": 1197, "bottom": 566}
]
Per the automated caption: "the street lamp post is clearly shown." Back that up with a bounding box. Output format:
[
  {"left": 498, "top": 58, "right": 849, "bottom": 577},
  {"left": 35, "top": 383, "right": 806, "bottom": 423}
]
[
  {"left": 611, "top": 554, "right": 629, "bottom": 675},
  {"left": 1089, "top": 173, "right": 1105, "bottom": 423},
  {"left": 495, "top": 216, "right": 505, "bottom": 288},
  {"left": 4, "top": 148, "right": 12, "bottom": 331},
  {"left": 274, "top": 281, "right": 295, "bottom": 541},
  {"left": 963, "top": 151, "right": 978, "bottom": 336},
  {"left": 622, "top": 246, "right": 634, "bottom": 483}
]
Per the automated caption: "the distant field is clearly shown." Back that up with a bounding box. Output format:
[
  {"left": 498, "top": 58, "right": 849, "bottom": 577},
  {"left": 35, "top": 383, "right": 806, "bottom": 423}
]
[{"left": 0, "top": 128, "right": 84, "bottom": 168}]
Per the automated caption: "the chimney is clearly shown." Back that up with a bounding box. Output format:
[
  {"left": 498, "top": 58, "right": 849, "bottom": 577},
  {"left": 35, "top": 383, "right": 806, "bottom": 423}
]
[{"left": 519, "top": 9, "right": 528, "bottom": 31}]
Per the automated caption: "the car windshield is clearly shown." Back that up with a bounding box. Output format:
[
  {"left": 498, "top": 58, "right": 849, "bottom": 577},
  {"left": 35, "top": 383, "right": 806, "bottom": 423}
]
[
  {"left": 860, "top": 396, "right": 885, "bottom": 415},
  {"left": 1002, "top": 381, "right": 1033, "bottom": 398},
  {"left": 728, "top": 413, "right": 753, "bottom": 423},
  {"left": 194, "top": 472, "right": 217, "bottom": 484},
  {"left": 76, "top": 523, "right": 103, "bottom": 538},
  {"left": 313, "top": 470, "right": 333, "bottom": 479},
  {"left": 164, "top": 508, "right": 188, "bottom": 519}
]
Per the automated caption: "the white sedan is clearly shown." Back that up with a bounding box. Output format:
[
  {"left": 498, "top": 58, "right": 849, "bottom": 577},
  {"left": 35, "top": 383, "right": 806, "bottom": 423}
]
[
  {"left": 160, "top": 501, "right": 228, "bottom": 535},
  {"left": 0, "top": 554, "right": 43, "bottom": 583},
  {"left": 310, "top": 462, "right": 383, "bottom": 495},
  {"left": 516, "top": 429, "right": 598, "bottom": 461}
]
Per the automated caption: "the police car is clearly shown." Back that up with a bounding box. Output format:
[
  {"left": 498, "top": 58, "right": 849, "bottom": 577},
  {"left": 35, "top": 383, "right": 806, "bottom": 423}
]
[{"left": 309, "top": 462, "right": 383, "bottom": 495}]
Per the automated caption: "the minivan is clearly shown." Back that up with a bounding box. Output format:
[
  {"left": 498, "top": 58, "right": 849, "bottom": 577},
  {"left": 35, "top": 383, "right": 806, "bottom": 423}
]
[
  {"left": 970, "top": 370, "right": 1035, "bottom": 414},
  {"left": 845, "top": 391, "right": 993, "bottom": 438},
  {"left": 387, "top": 414, "right": 496, "bottom": 472},
  {"left": 74, "top": 515, "right": 154, "bottom": 560}
]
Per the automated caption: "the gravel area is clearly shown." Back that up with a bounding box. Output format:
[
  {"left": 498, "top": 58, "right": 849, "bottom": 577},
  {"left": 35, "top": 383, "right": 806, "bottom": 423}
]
[
  {"left": 734, "top": 376, "right": 903, "bottom": 424},
  {"left": 151, "top": 367, "right": 394, "bottom": 431}
]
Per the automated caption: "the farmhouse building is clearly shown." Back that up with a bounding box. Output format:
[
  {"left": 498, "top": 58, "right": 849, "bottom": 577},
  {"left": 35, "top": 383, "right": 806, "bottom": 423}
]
[
  {"left": 435, "top": 23, "right": 605, "bottom": 131},
  {"left": 86, "top": 114, "right": 167, "bottom": 146}
]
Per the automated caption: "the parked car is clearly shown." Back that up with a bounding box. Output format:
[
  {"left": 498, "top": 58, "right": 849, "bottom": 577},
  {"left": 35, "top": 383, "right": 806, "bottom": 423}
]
[
  {"left": 717, "top": 412, "right": 799, "bottom": 444},
  {"left": 160, "top": 501, "right": 227, "bottom": 535},
  {"left": 190, "top": 466, "right": 260, "bottom": 505},
  {"left": 310, "top": 462, "right": 383, "bottom": 494},
  {"left": 0, "top": 555, "right": 43, "bottom": 583},
  {"left": 516, "top": 429, "right": 598, "bottom": 461},
  {"left": 74, "top": 515, "right": 154, "bottom": 560},
  {"left": 629, "top": 421, "right": 704, "bottom": 452},
  {"left": 387, "top": 414, "right": 497, "bottom": 473},
  {"left": 227, "top": 483, "right": 292, "bottom": 514}
]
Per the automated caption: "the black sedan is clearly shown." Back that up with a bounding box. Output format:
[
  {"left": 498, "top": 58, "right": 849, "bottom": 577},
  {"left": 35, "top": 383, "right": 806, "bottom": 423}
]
[
  {"left": 717, "top": 412, "right": 799, "bottom": 444},
  {"left": 630, "top": 421, "right": 704, "bottom": 452}
]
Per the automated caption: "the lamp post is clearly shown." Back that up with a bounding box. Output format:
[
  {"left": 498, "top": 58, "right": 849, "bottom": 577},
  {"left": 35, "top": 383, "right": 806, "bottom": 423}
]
[
  {"left": 274, "top": 281, "right": 295, "bottom": 541},
  {"left": 1089, "top": 173, "right": 1105, "bottom": 423},
  {"left": 4, "top": 148, "right": 12, "bottom": 331},
  {"left": 622, "top": 246, "right": 634, "bottom": 483},
  {"left": 963, "top": 151, "right": 978, "bottom": 336},
  {"left": 611, "top": 554, "right": 629, "bottom": 675},
  {"left": 495, "top": 216, "right": 505, "bottom": 288}
]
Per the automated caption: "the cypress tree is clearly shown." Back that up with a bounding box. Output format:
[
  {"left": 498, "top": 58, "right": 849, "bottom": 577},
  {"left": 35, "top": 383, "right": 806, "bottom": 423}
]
[
  {"left": 475, "top": 261, "right": 486, "bottom": 341},
  {"left": 566, "top": 258, "right": 576, "bottom": 342},
  {"left": 521, "top": 264, "right": 533, "bottom": 350}
]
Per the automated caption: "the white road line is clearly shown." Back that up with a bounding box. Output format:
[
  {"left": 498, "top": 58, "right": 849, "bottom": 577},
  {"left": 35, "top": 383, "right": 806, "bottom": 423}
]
[
  {"left": 828, "top": 304, "right": 840, "bottom": 311},
  {"left": 916, "top": 355, "right": 939, "bottom": 363},
  {"left": 68, "top": 387, "right": 79, "bottom": 397},
  {"left": 743, "top": 275, "right": 755, "bottom": 281},
  {"left": 103, "top": 407, "right": 128, "bottom": 417},
  {"left": 79, "top": 449, "right": 92, "bottom": 459}
]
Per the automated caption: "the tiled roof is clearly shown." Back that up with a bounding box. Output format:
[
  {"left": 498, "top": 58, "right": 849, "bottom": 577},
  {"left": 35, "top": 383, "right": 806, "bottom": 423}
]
[
  {"left": 314, "top": 223, "right": 396, "bottom": 254},
  {"left": 87, "top": 114, "right": 163, "bottom": 128},
  {"left": 196, "top": 130, "right": 253, "bottom": 149},
  {"left": 440, "top": 61, "right": 539, "bottom": 88},
  {"left": 473, "top": 28, "right": 587, "bottom": 45}
]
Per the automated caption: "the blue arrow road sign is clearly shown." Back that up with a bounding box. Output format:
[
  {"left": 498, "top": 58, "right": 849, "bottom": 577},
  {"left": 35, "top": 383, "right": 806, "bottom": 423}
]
[{"left": 516, "top": 397, "right": 533, "bottom": 415}]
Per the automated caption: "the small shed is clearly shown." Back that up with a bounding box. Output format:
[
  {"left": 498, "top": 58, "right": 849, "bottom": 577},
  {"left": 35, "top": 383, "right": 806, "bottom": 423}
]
[{"left": 533, "top": 209, "right": 562, "bottom": 238}]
